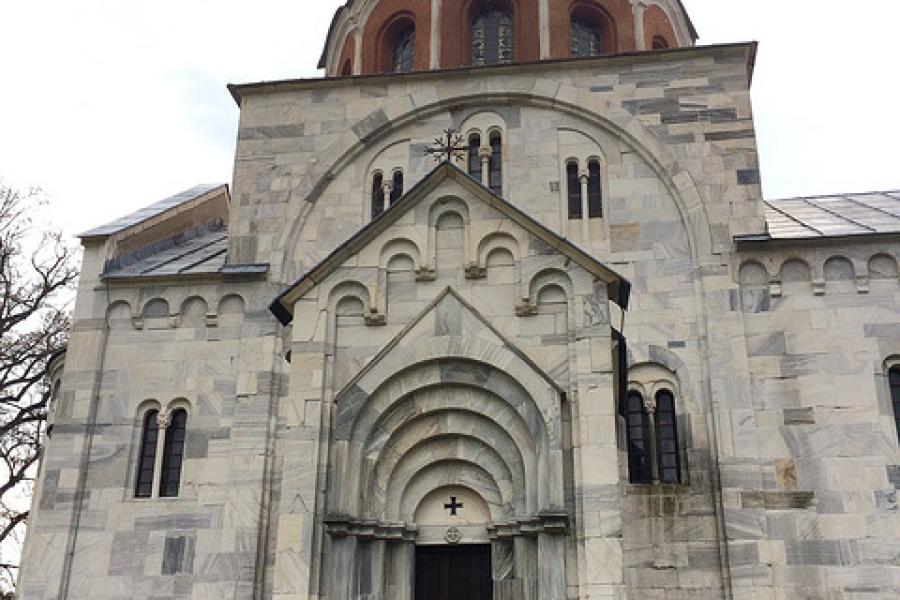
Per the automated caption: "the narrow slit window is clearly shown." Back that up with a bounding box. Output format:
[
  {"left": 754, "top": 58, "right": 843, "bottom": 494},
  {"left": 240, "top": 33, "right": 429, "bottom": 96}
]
[
  {"left": 371, "top": 172, "right": 385, "bottom": 219},
  {"left": 566, "top": 162, "right": 582, "bottom": 219},
  {"left": 891, "top": 367, "right": 900, "bottom": 443},
  {"left": 135, "top": 410, "right": 159, "bottom": 498},
  {"left": 468, "top": 133, "right": 482, "bottom": 181},
  {"left": 587, "top": 159, "right": 603, "bottom": 217},
  {"left": 159, "top": 409, "right": 188, "bottom": 498},
  {"left": 489, "top": 132, "right": 502, "bottom": 195},
  {"left": 391, "top": 171, "right": 404, "bottom": 205},
  {"left": 655, "top": 390, "right": 681, "bottom": 484},
  {"left": 626, "top": 392, "right": 652, "bottom": 484}
]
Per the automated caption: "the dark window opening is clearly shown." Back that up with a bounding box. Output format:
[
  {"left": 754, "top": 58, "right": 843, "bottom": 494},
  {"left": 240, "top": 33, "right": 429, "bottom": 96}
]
[
  {"left": 626, "top": 392, "right": 652, "bottom": 484},
  {"left": 587, "top": 159, "right": 603, "bottom": 217},
  {"left": 566, "top": 162, "right": 582, "bottom": 219},
  {"left": 571, "top": 17, "right": 602, "bottom": 57},
  {"left": 471, "top": 9, "right": 513, "bottom": 65},
  {"left": 468, "top": 133, "right": 482, "bottom": 182},
  {"left": 391, "top": 171, "right": 404, "bottom": 205},
  {"left": 372, "top": 172, "right": 385, "bottom": 219},
  {"left": 159, "top": 409, "right": 187, "bottom": 498},
  {"left": 341, "top": 59, "right": 352, "bottom": 77},
  {"left": 488, "top": 132, "right": 502, "bottom": 195},
  {"left": 891, "top": 367, "right": 900, "bottom": 443},
  {"left": 655, "top": 390, "right": 681, "bottom": 484},
  {"left": 135, "top": 410, "right": 159, "bottom": 498},
  {"left": 392, "top": 26, "right": 415, "bottom": 73},
  {"left": 652, "top": 36, "right": 670, "bottom": 50}
]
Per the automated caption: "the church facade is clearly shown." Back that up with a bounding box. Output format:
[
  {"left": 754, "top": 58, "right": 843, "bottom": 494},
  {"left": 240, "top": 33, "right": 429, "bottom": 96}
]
[{"left": 17, "top": 1, "right": 900, "bottom": 599}]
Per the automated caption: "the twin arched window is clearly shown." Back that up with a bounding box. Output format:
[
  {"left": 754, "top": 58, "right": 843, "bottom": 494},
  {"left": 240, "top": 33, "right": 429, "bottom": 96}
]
[
  {"left": 566, "top": 158, "right": 603, "bottom": 219},
  {"left": 372, "top": 170, "right": 405, "bottom": 219},
  {"left": 471, "top": 7, "right": 513, "bottom": 66},
  {"left": 135, "top": 407, "right": 188, "bottom": 498},
  {"left": 626, "top": 390, "right": 682, "bottom": 484}
]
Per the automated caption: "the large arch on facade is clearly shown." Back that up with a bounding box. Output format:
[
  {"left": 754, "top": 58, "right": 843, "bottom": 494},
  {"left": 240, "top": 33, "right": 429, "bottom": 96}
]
[{"left": 275, "top": 90, "right": 716, "bottom": 279}]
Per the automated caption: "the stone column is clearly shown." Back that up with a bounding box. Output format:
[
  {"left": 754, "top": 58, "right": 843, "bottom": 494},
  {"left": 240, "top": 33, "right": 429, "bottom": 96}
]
[
  {"left": 539, "top": 0, "right": 551, "bottom": 59},
  {"left": 430, "top": 0, "right": 442, "bottom": 69},
  {"left": 538, "top": 532, "right": 567, "bottom": 600},
  {"left": 386, "top": 541, "right": 415, "bottom": 600},
  {"left": 571, "top": 285, "right": 627, "bottom": 599},
  {"left": 631, "top": 1, "right": 647, "bottom": 51},
  {"left": 479, "top": 145, "right": 492, "bottom": 188},
  {"left": 353, "top": 26, "right": 363, "bottom": 75}
]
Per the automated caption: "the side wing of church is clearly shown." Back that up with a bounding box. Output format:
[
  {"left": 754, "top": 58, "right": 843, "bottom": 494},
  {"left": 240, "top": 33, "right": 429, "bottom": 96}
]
[{"left": 17, "top": 2, "right": 900, "bottom": 599}]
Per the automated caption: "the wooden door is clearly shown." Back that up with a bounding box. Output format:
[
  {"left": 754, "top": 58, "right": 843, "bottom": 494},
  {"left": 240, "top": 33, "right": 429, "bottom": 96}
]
[{"left": 414, "top": 544, "right": 492, "bottom": 600}]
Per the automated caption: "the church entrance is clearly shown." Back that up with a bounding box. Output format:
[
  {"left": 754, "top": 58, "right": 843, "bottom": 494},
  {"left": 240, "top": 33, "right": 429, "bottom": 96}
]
[{"left": 414, "top": 544, "right": 492, "bottom": 600}]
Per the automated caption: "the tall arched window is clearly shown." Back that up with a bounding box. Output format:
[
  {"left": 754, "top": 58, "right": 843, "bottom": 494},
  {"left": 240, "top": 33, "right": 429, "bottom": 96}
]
[
  {"left": 488, "top": 131, "right": 503, "bottom": 195},
  {"left": 571, "top": 16, "right": 602, "bottom": 57},
  {"left": 655, "top": 390, "right": 681, "bottom": 484},
  {"left": 372, "top": 172, "right": 386, "bottom": 219},
  {"left": 341, "top": 59, "right": 352, "bottom": 77},
  {"left": 566, "top": 161, "right": 582, "bottom": 219},
  {"left": 471, "top": 7, "right": 513, "bottom": 65},
  {"left": 135, "top": 409, "right": 159, "bottom": 498},
  {"left": 587, "top": 158, "right": 603, "bottom": 217},
  {"left": 392, "top": 25, "right": 415, "bottom": 73},
  {"left": 626, "top": 392, "right": 652, "bottom": 484},
  {"left": 468, "top": 133, "right": 482, "bottom": 181},
  {"left": 159, "top": 409, "right": 188, "bottom": 498},
  {"left": 391, "top": 170, "right": 404, "bottom": 205},
  {"left": 891, "top": 367, "right": 900, "bottom": 443}
]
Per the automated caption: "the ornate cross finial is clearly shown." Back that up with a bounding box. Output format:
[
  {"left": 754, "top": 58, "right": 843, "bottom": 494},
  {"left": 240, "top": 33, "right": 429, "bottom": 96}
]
[{"left": 424, "top": 128, "right": 468, "bottom": 164}]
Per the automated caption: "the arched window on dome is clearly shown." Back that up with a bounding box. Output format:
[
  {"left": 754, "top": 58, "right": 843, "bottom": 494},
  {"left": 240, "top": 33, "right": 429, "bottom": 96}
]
[
  {"left": 471, "top": 5, "right": 513, "bottom": 66},
  {"left": 372, "top": 172, "right": 386, "bottom": 219},
  {"left": 392, "top": 24, "right": 415, "bottom": 73},
  {"left": 571, "top": 15, "right": 602, "bottom": 57},
  {"left": 488, "top": 131, "right": 503, "bottom": 195},
  {"left": 341, "top": 59, "right": 352, "bottom": 77},
  {"left": 652, "top": 36, "right": 670, "bottom": 50},
  {"left": 626, "top": 391, "right": 652, "bottom": 484},
  {"left": 468, "top": 133, "right": 483, "bottom": 182}
]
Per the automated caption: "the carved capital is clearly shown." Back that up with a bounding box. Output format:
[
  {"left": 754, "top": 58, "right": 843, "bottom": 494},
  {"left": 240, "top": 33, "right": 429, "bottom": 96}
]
[
  {"left": 464, "top": 263, "right": 487, "bottom": 280},
  {"left": 364, "top": 311, "right": 386, "bottom": 326},
  {"left": 478, "top": 146, "right": 493, "bottom": 159},
  {"left": 415, "top": 266, "right": 437, "bottom": 282},
  {"left": 156, "top": 410, "right": 171, "bottom": 429},
  {"left": 515, "top": 299, "right": 538, "bottom": 317}
]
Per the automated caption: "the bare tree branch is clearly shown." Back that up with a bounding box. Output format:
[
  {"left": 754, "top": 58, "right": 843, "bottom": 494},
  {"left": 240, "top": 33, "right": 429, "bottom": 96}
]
[{"left": 0, "top": 181, "right": 77, "bottom": 594}]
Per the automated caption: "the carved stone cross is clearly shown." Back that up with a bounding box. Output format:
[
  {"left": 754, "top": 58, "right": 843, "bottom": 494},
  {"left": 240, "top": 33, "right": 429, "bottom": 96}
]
[{"left": 444, "top": 496, "right": 464, "bottom": 516}]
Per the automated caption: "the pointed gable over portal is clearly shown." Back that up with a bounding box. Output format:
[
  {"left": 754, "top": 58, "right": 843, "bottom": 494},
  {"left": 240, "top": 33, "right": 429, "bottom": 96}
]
[{"left": 274, "top": 162, "right": 631, "bottom": 600}]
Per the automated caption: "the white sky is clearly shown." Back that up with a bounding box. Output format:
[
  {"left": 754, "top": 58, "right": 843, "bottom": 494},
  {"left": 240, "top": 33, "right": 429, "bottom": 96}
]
[{"left": 1, "top": 0, "right": 899, "bottom": 238}]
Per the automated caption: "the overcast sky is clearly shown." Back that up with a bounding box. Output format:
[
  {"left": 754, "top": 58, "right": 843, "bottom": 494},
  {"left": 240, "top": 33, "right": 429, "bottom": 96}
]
[{"left": 1, "top": 0, "right": 898, "bottom": 238}]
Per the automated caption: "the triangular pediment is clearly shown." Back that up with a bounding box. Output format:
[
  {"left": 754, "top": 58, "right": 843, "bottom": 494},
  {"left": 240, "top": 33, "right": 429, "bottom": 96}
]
[
  {"left": 335, "top": 287, "right": 565, "bottom": 401},
  {"left": 271, "top": 162, "right": 629, "bottom": 324}
]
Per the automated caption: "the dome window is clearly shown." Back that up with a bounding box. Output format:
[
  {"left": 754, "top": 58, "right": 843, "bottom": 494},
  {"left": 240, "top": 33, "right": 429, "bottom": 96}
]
[
  {"left": 392, "top": 25, "right": 415, "bottom": 73},
  {"left": 471, "top": 6, "right": 513, "bottom": 66},
  {"left": 571, "top": 16, "right": 602, "bottom": 57}
]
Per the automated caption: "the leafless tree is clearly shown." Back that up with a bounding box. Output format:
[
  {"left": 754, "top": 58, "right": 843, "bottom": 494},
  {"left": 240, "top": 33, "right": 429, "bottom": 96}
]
[{"left": 0, "top": 183, "right": 78, "bottom": 594}]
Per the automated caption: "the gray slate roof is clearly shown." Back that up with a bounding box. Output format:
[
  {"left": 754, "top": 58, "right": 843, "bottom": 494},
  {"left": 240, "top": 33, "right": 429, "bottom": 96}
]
[
  {"left": 80, "top": 184, "right": 225, "bottom": 238},
  {"left": 763, "top": 191, "right": 900, "bottom": 240},
  {"left": 103, "top": 229, "right": 229, "bottom": 279}
]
